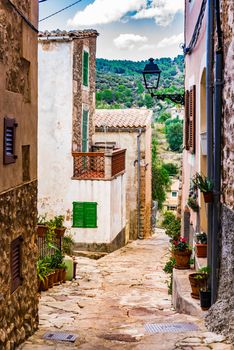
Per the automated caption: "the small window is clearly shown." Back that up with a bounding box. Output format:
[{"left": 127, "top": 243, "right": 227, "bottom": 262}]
[
  {"left": 4, "top": 117, "right": 18, "bottom": 164},
  {"left": 171, "top": 191, "right": 178, "bottom": 197},
  {"left": 11, "top": 236, "right": 23, "bottom": 293},
  {"left": 167, "top": 205, "right": 177, "bottom": 211},
  {"left": 83, "top": 51, "right": 89, "bottom": 87},
  {"left": 73, "top": 202, "right": 97, "bottom": 228}
]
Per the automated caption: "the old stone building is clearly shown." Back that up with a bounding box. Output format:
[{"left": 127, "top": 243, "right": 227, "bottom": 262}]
[
  {"left": 94, "top": 109, "right": 152, "bottom": 241},
  {"left": 182, "top": 0, "right": 234, "bottom": 342},
  {"left": 38, "top": 31, "right": 127, "bottom": 251},
  {"left": 0, "top": 0, "right": 38, "bottom": 348}
]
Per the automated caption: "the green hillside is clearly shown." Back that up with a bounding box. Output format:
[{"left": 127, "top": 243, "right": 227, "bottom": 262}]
[{"left": 96, "top": 55, "right": 184, "bottom": 109}]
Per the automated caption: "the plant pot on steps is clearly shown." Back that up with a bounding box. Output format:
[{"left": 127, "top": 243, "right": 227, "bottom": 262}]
[
  {"left": 173, "top": 249, "right": 192, "bottom": 269},
  {"left": 200, "top": 290, "right": 211, "bottom": 310},
  {"left": 195, "top": 244, "right": 207, "bottom": 258},
  {"left": 47, "top": 272, "right": 55, "bottom": 289},
  {"left": 39, "top": 277, "right": 48, "bottom": 291},
  {"left": 189, "top": 273, "right": 207, "bottom": 299}
]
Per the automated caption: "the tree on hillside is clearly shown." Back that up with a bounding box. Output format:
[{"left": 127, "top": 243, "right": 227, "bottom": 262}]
[{"left": 165, "top": 120, "right": 183, "bottom": 152}]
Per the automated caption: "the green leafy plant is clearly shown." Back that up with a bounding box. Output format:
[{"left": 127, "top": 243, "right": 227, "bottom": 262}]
[
  {"left": 195, "top": 232, "right": 207, "bottom": 244},
  {"left": 38, "top": 214, "right": 48, "bottom": 225},
  {"left": 163, "top": 213, "right": 181, "bottom": 241},
  {"left": 163, "top": 257, "right": 176, "bottom": 295},
  {"left": 192, "top": 173, "right": 213, "bottom": 193},
  {"left": 196, "top": 266, "right": 210, "bottom": 291},
  {"left": 187, "top": 197, "right": 199, "bottom": 212},
  {"left": 53, "top": 215, "right": 65, "bottom": 228},
  {"left": 62, "top": 234, "right": 75, "bottom": 256},
  {"left": 37, "top": 259, "right": 48, "bottom": 282},
  {"left": 163, "top": 258, "right": 176, "bottom": 274},
  {"left": 162, "top": 163, "right": 179, "bottom": 176},
  {"left": 162, "top": 211, "right": 176, "bottom": 229}
]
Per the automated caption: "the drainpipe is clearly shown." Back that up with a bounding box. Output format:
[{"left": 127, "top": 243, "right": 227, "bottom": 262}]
[
  {"left": 206, "top": 0, "right": 214, "bottom": 290},
  {"left": 137, "top": 129, "right": 143, "bottom": 239},
  {"left": 212, "top": 0, "right": 223, "bottom": 304}
]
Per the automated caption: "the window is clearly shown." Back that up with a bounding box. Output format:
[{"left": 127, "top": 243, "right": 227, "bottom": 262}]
[
  {"left": 82, "top": 109, "right": 89, "bottom": 152},
  {"left": 167, "top": 205, "right": 177, "bottom": 211},
  {"left": 73, "top": 202, "right": 97, "bottom": 228},
  {"left": 3, "top": 117, "right": 18, "bottom": 164},
  {"left": 83, "top": 51, "right": 89, "bottom": 87},
  {"left": 11, "top": 236, "right": 23, "bottom": 293},
  {"left": 171, "top": 191, "right": 178, "bottom": 198}
]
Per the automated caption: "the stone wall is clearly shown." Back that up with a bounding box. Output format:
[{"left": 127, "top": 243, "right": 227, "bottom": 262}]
[
  {"left": 206, "top": 205, "right": 234, "bottom": 343},
  {"left": 72, "top": 35, "right": 97, "bottom": 152},
  {"left": 221, "top": 0, "right": 234, "bottom": 209},
  {"left": 0, "top": 181, "right": 38, "bottom": 349}
]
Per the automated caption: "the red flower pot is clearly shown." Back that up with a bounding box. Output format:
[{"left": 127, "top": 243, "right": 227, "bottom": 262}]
[
  {"left": 189, "top": 273, "right": 207, "bottom": 299},
  {"left": 37, "top": 225, "right": 48, "bottom": 238},
  {"left": 195, "top": 244, "right": 207, "bottom": 258},
  {"left": 173, "top": 249, "right": 192, "bottom": 270},
  {"left": 55, "top": 227, "right": 66, "bottom": 238}
]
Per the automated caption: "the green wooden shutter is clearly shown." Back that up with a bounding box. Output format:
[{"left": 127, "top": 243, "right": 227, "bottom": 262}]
[
  {"left": 83, "top": 51, "right": 89, "bottom": 87},
  {"left": 73, "top": 202, "right": 84, "bottom": 227},
  {"left": 82, "top": 109, "right": 89, "bottom": 152},
  {"left": 84, "top": 202, "right": 97, "bottom": 228}
]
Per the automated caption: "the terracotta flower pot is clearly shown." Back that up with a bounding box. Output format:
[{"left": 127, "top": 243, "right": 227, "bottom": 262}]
[
  {"left": 55, "top": 227, "right": 66, "bottom": 238},
  {"left": 189, "top": 273, "right": 207, "bottom": 299},
  {"left": 37, "top": 225, "right": 48, "bottom": 238},
  {"left": 39, "top": 277, "right": 48, "bottom": 291},
  {"left": 203, "top": 191, "right": 213, "bottom": 203},
  {"left": 196, "top": 244, "right": 207, "bottom": 258},
  {"left": 47, "top": 272, "right": 55, "bottom": 288},
  {"left": 61, "top": 269, "right": 66, "bottom": 283},
  {"left": 53, "top": 269, "right": 59, "bottom": 284},
  {"left": 173, "top": 249, "right": 192, "bottom": 270}
]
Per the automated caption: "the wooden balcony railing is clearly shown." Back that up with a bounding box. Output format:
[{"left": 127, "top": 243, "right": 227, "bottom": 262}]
[{"left": 72, "top": 149, "right": 126, "bottom": 180}]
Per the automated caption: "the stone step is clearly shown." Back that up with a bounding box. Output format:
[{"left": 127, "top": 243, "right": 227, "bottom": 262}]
[
  {"left": 73, "top": 250, "right": 108, "bottom": 260},
  {"left": 172, "top": 268, "right": 207, "bottom": 318}
]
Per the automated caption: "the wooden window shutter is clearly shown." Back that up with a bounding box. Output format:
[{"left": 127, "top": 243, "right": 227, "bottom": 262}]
[
  {"left": 82, "top": 109, "right": 89, "bottom": 152},
  {"left": 4, "top": 117, "right": 17, "bottom": 164},
  {"left": 11, "top": 236, "right": 22, "bottom": 293},
  {"left": 73, "top": 202, "right": 85, "bottom": 227},
  {"left": 73, "top": 202, "right": 97, "bottom": 228},
  {"left": 84, "top": 202, "right": 97, "bottom": 228},
  {"left": 184, "top": 90, "right": 190, "bottom": 150},
  {"left": 83, "top": 51, "right": 89, "bottom": 87},
  {"left": 189, "top": 85, "right": 196, "bottom": 153}
]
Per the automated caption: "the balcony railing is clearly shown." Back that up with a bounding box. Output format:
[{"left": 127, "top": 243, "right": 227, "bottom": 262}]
[{"left": 72, "top": 149, "right": 126, "bottom": 180}]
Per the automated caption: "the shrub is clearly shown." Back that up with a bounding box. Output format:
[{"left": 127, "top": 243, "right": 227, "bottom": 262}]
[
  {"left": 162, "top": 211, "right": 176, "bottom": 229},
  {"left": 162, "top": 163, "right": 179, "bottom": 176}
]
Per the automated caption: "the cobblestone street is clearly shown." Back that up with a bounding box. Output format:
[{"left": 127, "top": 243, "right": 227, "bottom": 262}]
[{"left": 18, "top": 229, "right": 233, "bottom": 350}]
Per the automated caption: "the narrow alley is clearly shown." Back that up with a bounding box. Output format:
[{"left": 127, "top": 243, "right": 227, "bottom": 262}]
[{"left": 19, "top": 230, "right": 232, "bottom": 350}]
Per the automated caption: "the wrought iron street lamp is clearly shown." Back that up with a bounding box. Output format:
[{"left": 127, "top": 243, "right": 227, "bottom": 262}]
[{"left": 142, "top": 58, "right": 185, "bottom": 105}]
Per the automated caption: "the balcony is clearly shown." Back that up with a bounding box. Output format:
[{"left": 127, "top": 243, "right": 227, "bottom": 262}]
[{"left": 72, "top": 149, "right": 126, "bottom": 180}]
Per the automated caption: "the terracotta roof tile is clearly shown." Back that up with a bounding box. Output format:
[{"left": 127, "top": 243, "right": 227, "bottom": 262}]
[{"left": 95, "top": 109, "right": 152, "bottom": 129}]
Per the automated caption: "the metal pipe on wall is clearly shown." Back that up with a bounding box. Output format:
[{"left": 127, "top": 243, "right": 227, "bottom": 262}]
[
  {"left": 137, "top": 128, "right": 143, "bottom": 239},
  {"left": 206, "top": 0, "right": 214, "bottom": 291},
  {"left": 212, "top": 0, "right": 223, "bottom": 304}
]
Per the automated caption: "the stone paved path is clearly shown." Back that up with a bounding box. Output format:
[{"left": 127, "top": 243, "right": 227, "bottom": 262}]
[{"left": 18, "top": 229, "right": 233, "bottom": 350}]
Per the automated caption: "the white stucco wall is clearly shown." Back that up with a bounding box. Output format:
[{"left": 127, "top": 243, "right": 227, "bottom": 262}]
[
  {"left": 38, "top": 41, "right": 73, "bottom": 216},
  {"left": 38, "top": 41, "right": 126, "bottom": 244}
]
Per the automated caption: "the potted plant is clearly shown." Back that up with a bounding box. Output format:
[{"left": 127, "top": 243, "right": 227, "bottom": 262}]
[
  {"left": 54, "top": 215, "right": 66, "bottom": 237},
  {"left": 199, "top": 267, "right": 211, "bottom": 310},
  {"left": 189, "top": 267, "right": 208, "bottom": 299},
  {"left": 195, "top": 232, "right": 207, "bottom": 258},
  {"left": 171, "top": 237, "right": 192, "bottom": 270},
  {"left": 49, "top": 247, "right": 66, "bottom": 283},
  {"left": 42, "top": 255, "right": 55, "bottom": 289},
  {"left": 37, "top": 259, "right": 49, "bottom": 291},
  {"left": 187, "top": 197, "right": 199, "bottom": 212},
  {"left": 62, "top": 234, "right": 75, "bottom": 256},
  {"left": 192, "top": 173, "right": 214, "bottom": 203},
  {"left": 37, "top": 214, "right": 48, "bottom": 238}
]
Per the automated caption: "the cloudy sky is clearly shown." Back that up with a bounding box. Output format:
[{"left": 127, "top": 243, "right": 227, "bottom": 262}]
[{"left": 39, "top": 0, "right": 184, "bottom": 61}]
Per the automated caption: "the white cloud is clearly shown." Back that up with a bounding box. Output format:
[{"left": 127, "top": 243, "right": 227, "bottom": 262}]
[
  {"left": 157, "top": 32, "right": 184, "bottom": 48},
  {"left": 114, "top": 34, "right": 148, "bottom": 50},
  {"left": 134, "top": 0, "right": 184, "bottom": 26},
  {"left": 138, "top": 44, "right": 155, "bottom": 51},
  {"left": 68, "top": 0, "right": 146, "bottom": 26}
]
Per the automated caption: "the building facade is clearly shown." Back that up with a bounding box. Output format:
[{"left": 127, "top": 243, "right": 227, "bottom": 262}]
[
  {"left": 38, "top": 31, "right": 127, "bottom": 252},
  {"left": 183, "top": 0, "right": 234, "bottom": 341},
  {"left": 94, "top": 109, "right": 152, "bottom": 240},
  {"left": 0, "top": 1, "right": 39, "bottom": 348}
]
